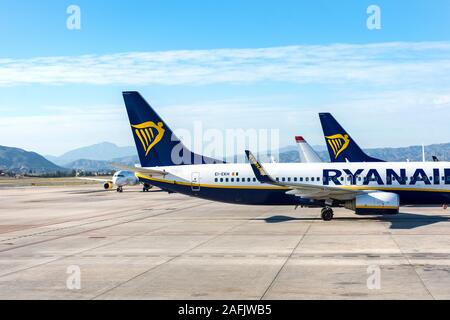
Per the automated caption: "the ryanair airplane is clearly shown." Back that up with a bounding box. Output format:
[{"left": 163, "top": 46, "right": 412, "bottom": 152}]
[
  {"left": 319, "top": 112, "right": 384, "bottom": 163},
  {"left": 120, "top": 91, "right": 450, "bottom": 221}
]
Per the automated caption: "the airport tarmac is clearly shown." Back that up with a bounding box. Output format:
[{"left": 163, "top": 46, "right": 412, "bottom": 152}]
[{"left": 1, "top": 184, "right": 450, "bottom": 299}]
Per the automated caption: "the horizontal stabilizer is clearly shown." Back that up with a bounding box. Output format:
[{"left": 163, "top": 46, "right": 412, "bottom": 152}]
[{"left": 109, "top": 163, "right": 168, "bottom": 176}]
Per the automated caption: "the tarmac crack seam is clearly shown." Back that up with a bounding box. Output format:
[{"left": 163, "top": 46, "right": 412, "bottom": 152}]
[
  {"left": 0, "top": 198, "right": 207, "bottom": 244},
  {"left": 260, "top": 223, "right": 312, "bottom": 300},
  {"left": 0, "top": 201, "right": 210, "bottom": 253},
  {"left": 0, "top": 199, "right": 209, "bottom": 276},
  {"left": 389, "top": 234, "right": 435, "bottom": 300},
  {"left": 91, "top": 212, "right": 257, "bottom": 300},
  {"left": 0, "top": 219, "right": 183, "bottom": 279}
]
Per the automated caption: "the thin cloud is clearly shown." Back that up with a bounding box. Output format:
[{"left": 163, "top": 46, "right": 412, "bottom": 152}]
[{"left": 1, "top": 42, "right": 450, "bottom": 86}]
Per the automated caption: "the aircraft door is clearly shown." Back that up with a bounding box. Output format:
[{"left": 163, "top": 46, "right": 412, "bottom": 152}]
[{"left": 191, "top": 172, "right": 200, "bottom": 191}]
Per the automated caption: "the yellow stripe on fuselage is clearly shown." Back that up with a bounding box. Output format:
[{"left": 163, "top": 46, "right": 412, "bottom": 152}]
[
  {"left": 136, "top": 173, "right": 450, "bottom": 193},
  {"left": 136, "top": 173, "right": 289, "bottom": 190}
]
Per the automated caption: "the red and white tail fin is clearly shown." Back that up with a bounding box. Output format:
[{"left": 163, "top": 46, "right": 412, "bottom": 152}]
[{"left": 295, "top": 136, "right": 323, "bottom": 163}]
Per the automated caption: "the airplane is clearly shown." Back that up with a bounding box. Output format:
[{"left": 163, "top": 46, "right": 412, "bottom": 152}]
[
  {"left": 295, "top": 135, "right": 323, "bottom": 163},
  {"left": 120, "top": 91, "right": 450, "bottom": 221},
  {"left": 319, "top": 113, "right": 384, "bottom": 163},
  {"left": 78, "top": 170, "right": 150, "bottom": 192}
]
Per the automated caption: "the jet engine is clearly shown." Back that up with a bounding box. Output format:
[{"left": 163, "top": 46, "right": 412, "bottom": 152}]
[
  {"left": 345, "top": 191, "right": 399, "bottom": 215},
  {"left": 103, "top": 181, "right": 114, "bottom": 190}
]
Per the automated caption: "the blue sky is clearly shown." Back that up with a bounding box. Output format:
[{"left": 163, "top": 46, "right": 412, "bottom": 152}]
[{"left": 0, "top": 0, "right": 450, "bottom": 155}]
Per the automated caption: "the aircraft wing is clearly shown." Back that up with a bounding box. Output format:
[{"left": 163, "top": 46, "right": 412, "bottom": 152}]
[
  {"left": 77, "top": 177, "right": 112, "bottom": 183},
  {"left": 245, "top": 150, "right": 358, "bottom": 201},
  {"left": 109, "top": 163, "right": 168, "bottom": 176}
]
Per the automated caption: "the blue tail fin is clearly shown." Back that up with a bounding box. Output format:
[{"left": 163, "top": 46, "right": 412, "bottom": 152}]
[
  {"left": 319, "top": 113, "right": 384, "bottom": 163},
  {"left": 123, "top": 91, "right": 225, "bottom": 167}
]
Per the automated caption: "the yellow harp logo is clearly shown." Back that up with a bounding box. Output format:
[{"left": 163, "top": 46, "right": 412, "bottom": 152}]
[
  {"left": 325, "top": 134, "right": 350, "bottom": 159},
  {"left": 132, "top": 121, "right": 165, "bottom": 156},
  {"left": 248, "top": 152, "right": 267, "bottom": 176}
]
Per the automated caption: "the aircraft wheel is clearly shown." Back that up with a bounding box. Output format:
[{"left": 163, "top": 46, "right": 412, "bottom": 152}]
[
  {"left": 117, "top": 187, "right": 123, "bottom": 193},
  {"left": 321, "top": 207, "right": 334, "bottom": 221}
]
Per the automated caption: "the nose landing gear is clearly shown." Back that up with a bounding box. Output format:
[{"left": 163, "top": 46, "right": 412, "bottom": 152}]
[
  {"left": 321, "top": 207, "right": 334, "bottom": 221},
  {"left": 116, "top": 186, "right": 123, "bottom": 193}
]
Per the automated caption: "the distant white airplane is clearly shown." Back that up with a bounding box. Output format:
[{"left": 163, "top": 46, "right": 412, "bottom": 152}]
[
  {"left": 79, "top": 170, "right": 151, "bottom": 192},
  {"left": 295, "top": 136, "right": 323, "bottom": 163}
]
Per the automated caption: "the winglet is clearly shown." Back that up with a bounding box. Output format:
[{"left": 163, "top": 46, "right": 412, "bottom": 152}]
[{"left": 244, "top": 150, "right": 275, "bottom": 184}]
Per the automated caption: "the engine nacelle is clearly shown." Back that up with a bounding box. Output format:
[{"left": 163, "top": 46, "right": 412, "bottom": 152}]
[
  {"left": 103, "top": 181, "right": 113, "bottom": 190},
  {"left": 345, "top": 191, "right": 399, "bottom": 215}
]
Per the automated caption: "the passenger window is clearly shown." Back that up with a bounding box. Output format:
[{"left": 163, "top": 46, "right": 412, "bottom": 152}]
[
  {"left": 247, "top": 178, "right": 251, "bottom": 182},
  {"left": 236, "top": 178, "right": 240, "bottom": 182},
  {"left": 311, "top": 177, "right": 315, "bottom": 182},
  {"left": 287, "top": 177, "right": 291, "bottom": 182},
  {"left": 220, "top": 178, "right": 223, "bottom": 182},
  {"left": 214, "top": 178, "right": 218, "bottom": 182},
  {"left": 306, "top": 177, "right": 309, "bottom": 182},
  {"left": 294, "top": 177, "right": 297, "bottom": 182},
  {"left": 340, "top": 177, "right": 344, "bottom": 181},
  {"left": 276, "top": 177, "right": 279, "bottom": 181},
  {"left": 225, "top": 178, "right": 229, "bottom": 182},
  {"left": 317, "top": 177, "right": 320, "bottom": 182},
  {"left": 230, "top": 178, "right": 234, "bottom": 182},
  {"left": 282, "top": 177, "right": 285, "bottom": 182},
  {"left": 253, "top": 178, "right": 256, "bottom": 182},
  {"left": 300, "top": 177, "right": 303, "bottom": 182}
]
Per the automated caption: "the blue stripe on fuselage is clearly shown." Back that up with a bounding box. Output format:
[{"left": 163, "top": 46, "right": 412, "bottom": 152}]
[
  {"left": 139, "top": 177, "right": 320, "bottom": 206},
  {"left": 139, "top": 177, "right": 450, "bottom": 206}
]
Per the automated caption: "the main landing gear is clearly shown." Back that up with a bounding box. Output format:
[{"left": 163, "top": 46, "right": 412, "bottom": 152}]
[
  {"left": 116, "top": 186, "right": 123, "bottom": 193},
  {"left": 321, "top": 206, "right": 334, "bottom": 221},
  {"left": 142, "top": 184, "right": 152, "bottom": 192}
]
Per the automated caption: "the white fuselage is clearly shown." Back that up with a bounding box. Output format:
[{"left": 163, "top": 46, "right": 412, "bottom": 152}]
[
  {"left": 154, "top": 161, "right": 450, "bottom": 190},
  {"left": 138, "top": 161, "right": 450, "bottom": 206},
  {"left": 112, "top": 170, "right": 139, "bottom": 187}
]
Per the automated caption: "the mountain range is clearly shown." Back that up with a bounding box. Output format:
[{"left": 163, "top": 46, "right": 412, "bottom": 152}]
[
  {"left": 0, "top": 145, "right": 65, "bottom": 173},
  {"left": 1, "top": 142, "right": 449, "bottom": 174},
  {"left": 45, "top": 142, "right": 136, "bottom": 166},
  {"left": 279, "top": 143, "right": 450, "bottom": 163}
]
